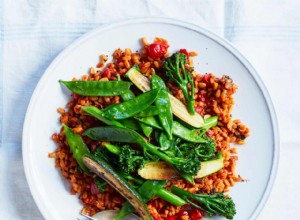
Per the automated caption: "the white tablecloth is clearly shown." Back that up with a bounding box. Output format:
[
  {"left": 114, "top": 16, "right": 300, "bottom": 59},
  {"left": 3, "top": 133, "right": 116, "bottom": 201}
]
[{"left": 1, "top": 0, "right": 300, "bottom": 219}]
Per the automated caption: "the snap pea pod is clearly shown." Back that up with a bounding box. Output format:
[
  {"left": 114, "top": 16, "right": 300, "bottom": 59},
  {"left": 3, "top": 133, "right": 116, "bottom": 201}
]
[
  {"left": 82, "top": 105, "right": 141, "bottom": 131},
  {"left": 118, "top": 118, "right": 141, "bottom": 131},
  {"left": 139, "top": 124, "right": 153, "bottom": 138},
  {"left": 138, "top": 117, "right": 206, "bottom": 143},
  {"left": 81, "top": 106, "right": 124, "bottom": 127},
  {"left": 151, "top": 74, "right": 173, "bottom": 139},
  {"left": 135, "top": 106, "right": 163, "bottom": 117},
  {"left": 62, "top": 124, "right": 90, "bottom": 173},
  {"left": 120, "top": 85, "right": 136, "bottom": 100},
  {"left": 119, "top": 85, "right": 154, "bottom": 137},
  {"left": 159, "top": 132, "right": 175, "bottom": 151},
  {"left": 103, "top": 88, "right": 160, "bottom": 120},
  {"left": 59, "top": 80, "right": 132, "bottom": 96},
  {"left": 201, "top": 115, "right": 218, "bottom": 131}
]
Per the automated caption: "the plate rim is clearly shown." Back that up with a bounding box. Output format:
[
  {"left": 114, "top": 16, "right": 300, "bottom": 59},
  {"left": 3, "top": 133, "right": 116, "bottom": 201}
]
[{"left": 22, "top": 17, "right": 279, "bottom": 220}]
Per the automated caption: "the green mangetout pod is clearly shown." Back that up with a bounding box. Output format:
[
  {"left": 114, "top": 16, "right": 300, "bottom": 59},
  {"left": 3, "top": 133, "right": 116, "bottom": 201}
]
[{"left": 59, "top": 80, "right": 132, "bottom": 96}]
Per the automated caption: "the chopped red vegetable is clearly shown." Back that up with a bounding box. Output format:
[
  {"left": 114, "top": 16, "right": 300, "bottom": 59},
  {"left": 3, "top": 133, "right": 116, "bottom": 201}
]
[
  {"left": 190, "top": 207, "right": 204, "bottom": 219},
  {"left": 166, "top": 216, "right": 176, "bottom": 220},
  {"left": 90, "top": 182, "right": 99, "bottom": 195},
  {"left": 179, "top": 48, "right": 189, "bottom": 59}
]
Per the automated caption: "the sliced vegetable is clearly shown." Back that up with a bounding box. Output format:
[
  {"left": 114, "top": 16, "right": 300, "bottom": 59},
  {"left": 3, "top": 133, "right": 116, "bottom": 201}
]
[
  {"left": 62, "top": 124, "right": 90, "bottom": 173},
  {"left": 82, "top": 154, "right": 152, "bottom": 220},
  {"left": 151, "top": 74, "right": 173, "bottom": 139},
  {"left": 138, "top": 152, "right": 223, "bottom": 180},
  {"left": 125, "top": 66, "right": 204, "bottom": 128},
  {"left": 59, "top": 80, "right": 131, "bottom": 96},
  {"left": 103, "top": 88, "right": 160, "bottom": 120}
]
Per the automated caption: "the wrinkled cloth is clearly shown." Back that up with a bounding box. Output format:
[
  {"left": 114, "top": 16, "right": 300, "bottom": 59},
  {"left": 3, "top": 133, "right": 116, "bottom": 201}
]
[{"left": 0, "top": 0, "right": 299, "bottom": 219}]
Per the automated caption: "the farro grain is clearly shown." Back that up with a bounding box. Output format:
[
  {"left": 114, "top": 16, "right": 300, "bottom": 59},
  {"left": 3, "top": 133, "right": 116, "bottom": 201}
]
[{"left": 50, "top": 37, "right": 250, "bottom": 220}]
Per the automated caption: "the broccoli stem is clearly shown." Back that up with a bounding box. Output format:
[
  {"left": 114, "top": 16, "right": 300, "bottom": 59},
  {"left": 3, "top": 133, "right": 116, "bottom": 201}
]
[
  {"left": 163, "top": 52, "right": 196, "bottom": 115},
  {"left": 171, "top": 186, "right": 236, "bottom": 219},
  {"left": 156, "top": 188, "right": 186, "bottom": 206}
]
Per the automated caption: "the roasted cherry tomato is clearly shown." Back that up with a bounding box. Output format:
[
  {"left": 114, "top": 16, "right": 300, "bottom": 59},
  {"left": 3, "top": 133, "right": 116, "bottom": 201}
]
[{"left": 148, "top": 42, "right": 169, "bottom": 59}]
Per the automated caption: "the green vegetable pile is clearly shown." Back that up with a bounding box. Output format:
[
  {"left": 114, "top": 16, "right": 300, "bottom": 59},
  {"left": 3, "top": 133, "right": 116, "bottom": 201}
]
[{"left": 59, "top": 51, "right": 236, "bottom": 220}]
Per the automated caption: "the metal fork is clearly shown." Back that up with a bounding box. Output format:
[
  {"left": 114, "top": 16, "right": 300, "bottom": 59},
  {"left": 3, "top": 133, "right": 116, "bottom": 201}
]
[{"left": 77, "top": 213, "right": 97, "bottom": 220}]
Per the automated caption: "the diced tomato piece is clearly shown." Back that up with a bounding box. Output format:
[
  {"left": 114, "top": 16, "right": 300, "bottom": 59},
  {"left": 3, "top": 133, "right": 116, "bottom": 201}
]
[
  {"left": 206, "top": 130, "right": 214, "bottom": 137},
  {"left": 166, "top": 216, "right": 177, "bottom": 220},
  {"left": 178, "top": 210, "right": 189, "bottom": 217},
  {"left": 85, "top": 198, "right": 95, "bottom": 205},
  {"left": 90, "top": 182, "right": 99, "bottom": 195},
  {"left": 71, "top": 93, "right": 80, "bottom": 100},
  {"left": 102, "top": 67, "right": 115, "bottom": 78},
  {"left": 195, "top": 106, "right": 203, "bottom": 114},
  {"left": 179, "top": 49, "right": 189, "bottom": 59},
  {"left": 198, "top": 94, "right": 206, "bottom": 102},
  {"left": 153, "top": 215, "right": 162, "bottom": 220},
  {"left": 148, "top": 42, "right": 169, "bottom": 59},
  {"left": 202, "top": 74, "right": 211, "bottom": 84},
  {"left": 191, "top": 208, "right": 203, "bottom": 220}
]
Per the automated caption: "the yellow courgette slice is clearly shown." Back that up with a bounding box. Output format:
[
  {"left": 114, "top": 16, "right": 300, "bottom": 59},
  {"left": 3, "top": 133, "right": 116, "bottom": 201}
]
[{"left": 138, "top": 153, "right": 224, "bottom": 180}]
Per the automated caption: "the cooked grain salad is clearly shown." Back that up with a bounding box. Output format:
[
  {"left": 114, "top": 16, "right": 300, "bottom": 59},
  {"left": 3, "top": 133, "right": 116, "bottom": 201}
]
[{"left": 49, "top": 37, "right": 250, "bottom": 220}]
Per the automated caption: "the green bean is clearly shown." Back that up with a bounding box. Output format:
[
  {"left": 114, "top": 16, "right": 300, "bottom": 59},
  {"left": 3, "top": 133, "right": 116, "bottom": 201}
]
[
  {"left": 139, "top": 117, "right": 206, "bottom": 143},
  {"left": 151, "top": 74, "right": 173, "bottom": 139},
  {"left": 59, "top": 80, "right": 132, "bottom": 96},
  {"left": 103, "top": 88, "right": 160, "bottom": 120},
  {"left": 62, "top": 124, "right": 90, "bottom": 173}
]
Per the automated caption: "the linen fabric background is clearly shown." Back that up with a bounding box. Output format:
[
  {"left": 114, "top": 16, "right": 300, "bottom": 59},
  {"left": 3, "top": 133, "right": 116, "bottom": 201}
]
[{"left": 1, "top": 0, "right": 299, "bottom": 219}]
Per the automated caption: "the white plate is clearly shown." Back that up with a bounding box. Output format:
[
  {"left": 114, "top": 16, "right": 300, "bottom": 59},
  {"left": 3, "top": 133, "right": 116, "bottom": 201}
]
[{"left": 23, "top": 18, "right": 279, "bottom": 220}]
